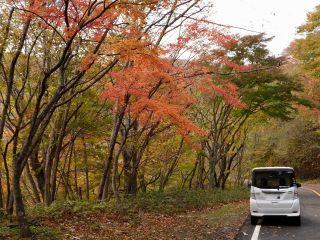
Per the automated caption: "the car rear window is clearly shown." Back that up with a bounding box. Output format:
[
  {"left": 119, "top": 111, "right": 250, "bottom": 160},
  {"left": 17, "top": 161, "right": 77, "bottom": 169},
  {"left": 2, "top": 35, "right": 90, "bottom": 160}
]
[{"left": 252, "top": 170, "right": 295, "bottom": 189}]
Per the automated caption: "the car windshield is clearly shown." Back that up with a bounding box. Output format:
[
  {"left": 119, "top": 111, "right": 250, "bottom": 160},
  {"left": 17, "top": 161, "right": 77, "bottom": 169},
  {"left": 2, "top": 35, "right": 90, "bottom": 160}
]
[{"left": 252, "top": 170, "right": 295, "bottom": 189}]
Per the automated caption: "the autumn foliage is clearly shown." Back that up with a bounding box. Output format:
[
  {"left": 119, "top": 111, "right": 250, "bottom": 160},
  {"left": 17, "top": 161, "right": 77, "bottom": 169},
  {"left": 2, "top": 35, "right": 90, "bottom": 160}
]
[
  {"left": 0, "top": 0, "right": 304, "bottom": 238},
  {"left": 100, "top": 20, "right": 251, "bottom": 140}
]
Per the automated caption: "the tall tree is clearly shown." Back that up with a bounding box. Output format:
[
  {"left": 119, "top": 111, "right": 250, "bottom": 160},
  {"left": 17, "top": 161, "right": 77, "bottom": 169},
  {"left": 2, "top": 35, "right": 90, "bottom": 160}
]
[
  {"left": 192, "top": 34, "right": 309, "bottom": 190},
  {"left": 0, "top": 0, "right": 158, "bottom": 236}
]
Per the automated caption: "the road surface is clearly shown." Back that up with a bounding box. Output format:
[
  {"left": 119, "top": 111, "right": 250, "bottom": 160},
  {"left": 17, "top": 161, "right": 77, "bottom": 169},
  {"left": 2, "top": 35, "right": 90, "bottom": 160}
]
[{"left": 236, "top": 185, "right": 320, "bottom": 240}]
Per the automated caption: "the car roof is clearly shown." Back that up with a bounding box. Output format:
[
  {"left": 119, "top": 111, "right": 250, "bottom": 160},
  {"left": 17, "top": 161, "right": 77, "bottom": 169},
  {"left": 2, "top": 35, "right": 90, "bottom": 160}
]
[{"left": 252, "top": 166, "right": 294, "bottom": 172}]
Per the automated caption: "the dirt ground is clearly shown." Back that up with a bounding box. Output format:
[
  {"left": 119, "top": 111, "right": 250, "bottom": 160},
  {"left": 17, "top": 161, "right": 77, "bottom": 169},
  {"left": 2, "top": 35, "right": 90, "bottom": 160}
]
[{"left": 42, "top": 201, "right": 248, "bottom": 240}]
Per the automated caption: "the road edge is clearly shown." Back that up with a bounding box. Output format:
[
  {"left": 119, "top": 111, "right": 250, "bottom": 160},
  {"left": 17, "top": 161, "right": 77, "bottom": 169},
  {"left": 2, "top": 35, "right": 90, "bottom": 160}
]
[{"left": 301, "top": 187, "right": 320, "bottom": 197}]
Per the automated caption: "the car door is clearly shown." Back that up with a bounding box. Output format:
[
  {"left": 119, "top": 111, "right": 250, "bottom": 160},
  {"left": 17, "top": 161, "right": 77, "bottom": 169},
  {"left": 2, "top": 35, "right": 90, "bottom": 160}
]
[{"left": 254, "top": 186, "right": 295, "bottom": 209}]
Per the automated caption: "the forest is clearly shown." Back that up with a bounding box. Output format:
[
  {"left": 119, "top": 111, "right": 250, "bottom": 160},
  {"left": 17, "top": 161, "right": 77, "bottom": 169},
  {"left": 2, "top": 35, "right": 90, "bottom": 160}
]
[{"left": 0, "top": 0, "right": 319, "bottom": 238}]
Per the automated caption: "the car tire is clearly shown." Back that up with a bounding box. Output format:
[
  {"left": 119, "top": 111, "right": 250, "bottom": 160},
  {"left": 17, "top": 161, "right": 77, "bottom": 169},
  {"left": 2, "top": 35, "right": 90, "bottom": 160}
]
[
  {"left": 293, "top": 216, "right": 301, "bottom": 226},
  {"left": 251, "top": 215, "right": 258, "bottom": 225}
]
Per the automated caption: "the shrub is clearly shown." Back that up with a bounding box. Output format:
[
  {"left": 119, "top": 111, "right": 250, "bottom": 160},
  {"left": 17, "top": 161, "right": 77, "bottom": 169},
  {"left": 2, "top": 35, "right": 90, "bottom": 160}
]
[{"left": 29, "top": 188, "right": 248, "bottom": 218}]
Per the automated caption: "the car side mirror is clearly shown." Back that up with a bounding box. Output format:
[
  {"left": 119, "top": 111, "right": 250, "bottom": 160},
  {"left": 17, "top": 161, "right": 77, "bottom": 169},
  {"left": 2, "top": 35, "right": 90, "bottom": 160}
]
[{"left": 296, "top": 183, "right": 301, "bottom": 188}]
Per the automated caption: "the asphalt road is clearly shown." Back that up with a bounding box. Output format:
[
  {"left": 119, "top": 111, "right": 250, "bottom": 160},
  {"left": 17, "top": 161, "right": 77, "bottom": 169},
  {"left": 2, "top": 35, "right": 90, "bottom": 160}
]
[{"left": 236, "top": 185, "right": 320, "bottom": 240}]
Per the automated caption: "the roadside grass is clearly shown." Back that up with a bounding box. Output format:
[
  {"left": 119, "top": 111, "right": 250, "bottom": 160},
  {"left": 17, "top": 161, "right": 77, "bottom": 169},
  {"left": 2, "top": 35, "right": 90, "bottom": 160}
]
[
  {"left": 181, "top": 201, "right": 249, "bottom": 239},
  {"left": 195, "top": 201, "right": 249, "bottom": 227},
  {"left": 30, "top": 187, "right": 249, "bottom": 219},
  {"left": 1, "top": 188, "right": 249, "bottom": 239}
]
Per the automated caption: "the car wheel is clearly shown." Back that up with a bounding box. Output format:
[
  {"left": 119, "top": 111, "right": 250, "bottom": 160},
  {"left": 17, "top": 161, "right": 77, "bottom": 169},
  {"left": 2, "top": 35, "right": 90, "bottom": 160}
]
[
  {"left": 251, "top": 215, "right": 258, "bottom": 225},
  {"left": 293, "top": 216, "right": 301, "bottom": 226}
]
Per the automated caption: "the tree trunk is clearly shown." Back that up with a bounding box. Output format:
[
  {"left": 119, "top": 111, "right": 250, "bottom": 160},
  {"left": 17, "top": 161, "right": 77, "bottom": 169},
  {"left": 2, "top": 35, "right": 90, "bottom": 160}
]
[
  {"left": 12, "top": 156, "right": 32, "bottom": 238},
  {"left": 0, "top": 18, "right": 31, "bottom": 234},
  {"left": 112, "top": 136, "right": 127, "bottom": 203},
  {"left": 139, "top": 173, "right": 147, "bottom": 193},
  {"left": 74, "top": 154, "right": 79, "bottom": 198},
  {"left": 25, "top": 163, "right": 41, "bottom": 203},
  {"left": 98, "top": 101, "right": 127, "bottom": 201},
  {"left": 44, "top": 115, "right": 58, "bottom": 206},
  {"left": 122, "top": 145, "right": 138, "bottom": 195},
  {"left": 197, "top": 155, "right": 205, "bottom": 189},
  {"left": 7, "top": 193, "right": 14, "bottom": 215},
  {"left": 64, "top": 138, "right": 75, "bottom": 200},
  {"left": 129, "top": 167, "right": 138, "bottom": 195},
  {"left": 83, "top": 139, "right": 90, "bottom": 201},
  {"left": 0, "top": 169, "right": 4, "bottom": 211},
  {"left": 3, "top": 149, "right": 11, "bottom": 213},
  {"left": 188, "top": 158, "right": 198, "bottom": 189},
  {"left": 29, "top": 146, "right": 44, "bottom": 200},
  {"left": 51, "top": 101, "right": 80, "bottom": 202},
  {"left": 159, "top": 139, "right": 184, "bottom": 191},
  {"left": 208, "top": 155, "right": 217, "bottom": 190}
]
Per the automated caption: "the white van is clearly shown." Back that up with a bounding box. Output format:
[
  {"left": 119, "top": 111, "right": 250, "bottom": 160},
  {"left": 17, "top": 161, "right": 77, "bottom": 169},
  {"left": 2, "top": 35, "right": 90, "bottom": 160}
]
[{"left": 250, "top": 167, "right": 301, "bottom": 225}]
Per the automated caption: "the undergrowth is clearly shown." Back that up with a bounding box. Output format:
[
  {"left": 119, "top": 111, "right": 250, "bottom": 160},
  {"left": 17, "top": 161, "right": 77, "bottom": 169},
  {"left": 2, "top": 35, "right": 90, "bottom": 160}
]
[
  {"left": 0, "top": 188, "right": 248, "bottom": 239},
  {"left": 29, "top": 188, "right": 249, "bottom": 218}
]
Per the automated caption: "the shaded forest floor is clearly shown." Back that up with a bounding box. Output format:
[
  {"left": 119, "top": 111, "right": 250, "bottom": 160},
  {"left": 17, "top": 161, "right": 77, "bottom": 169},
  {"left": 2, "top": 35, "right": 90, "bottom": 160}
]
[{"left": 0, "top": 189, "right": 249, "bottom": 239}]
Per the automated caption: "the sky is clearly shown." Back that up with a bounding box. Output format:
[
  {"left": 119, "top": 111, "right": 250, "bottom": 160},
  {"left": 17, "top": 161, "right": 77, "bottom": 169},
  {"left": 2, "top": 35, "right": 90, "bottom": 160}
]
[{"left": 211, "top": 0, "right": 319, "bottom": 55}]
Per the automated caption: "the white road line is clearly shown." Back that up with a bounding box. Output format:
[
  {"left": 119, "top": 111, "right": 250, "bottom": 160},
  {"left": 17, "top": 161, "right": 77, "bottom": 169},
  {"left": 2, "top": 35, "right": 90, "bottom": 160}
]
[
  {"left": 251, "top": 219, "right": 262, "bottom": 240},
  {"left": 301, "top": 187, "right": 320, "bottom": 197}
]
